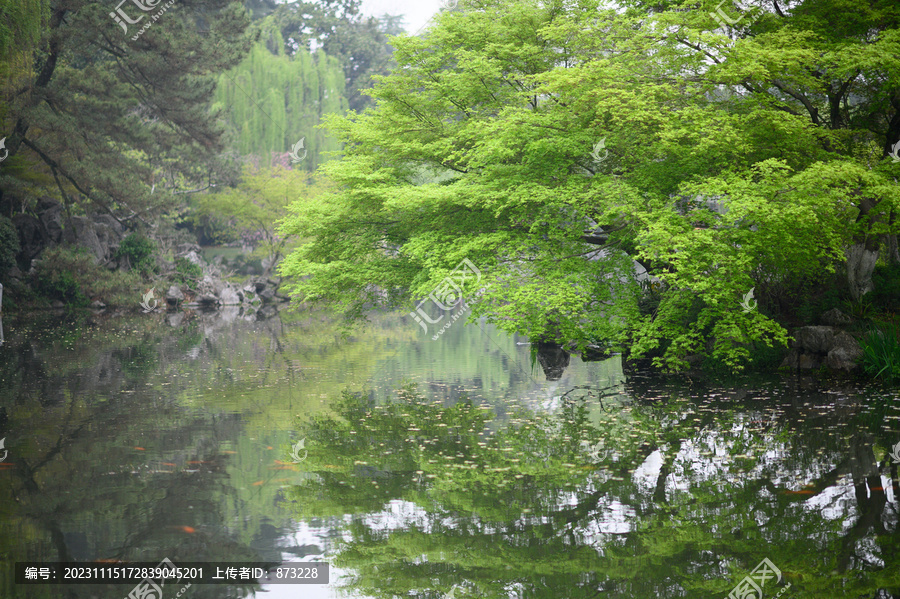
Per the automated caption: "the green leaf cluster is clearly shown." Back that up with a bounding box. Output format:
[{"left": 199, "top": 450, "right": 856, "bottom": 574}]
[
  {"left": 280, "top": 0, "right": 900, "bottom": 371},
  {"left": 116, "top": 233, "right": 156, "bottom": 274},
  {"left": 174, "top": 256, "right": 203, "bottom": 287}
]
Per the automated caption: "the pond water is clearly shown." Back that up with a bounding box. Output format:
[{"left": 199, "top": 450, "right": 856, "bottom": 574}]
[{"left": 0, "top": 308, "right": 898, "bottom": 598}]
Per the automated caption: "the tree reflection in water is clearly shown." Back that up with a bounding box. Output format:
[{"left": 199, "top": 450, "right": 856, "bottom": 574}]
[
  {"left": 290, "top": 383, "right": 900, "bottom": 599},
  {"left": 1, "top": 312, "right": 898, "bottom": 599}
]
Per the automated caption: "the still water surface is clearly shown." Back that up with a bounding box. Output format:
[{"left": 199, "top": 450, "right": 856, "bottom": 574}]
[{"left": 0, "top": 308, "right": 898, "bottom": 598}]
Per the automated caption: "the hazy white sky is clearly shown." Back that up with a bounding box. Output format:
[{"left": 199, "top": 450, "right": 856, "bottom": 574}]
[{"left": 359, "top": 0, "right": 442, "bottom": 33}]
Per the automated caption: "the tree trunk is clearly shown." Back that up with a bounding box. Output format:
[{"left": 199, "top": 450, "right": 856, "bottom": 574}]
[{"left": 846, "top": 243, "right": 878, "bottom": 300}]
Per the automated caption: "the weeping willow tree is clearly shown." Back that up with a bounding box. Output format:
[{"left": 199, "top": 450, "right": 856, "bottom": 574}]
[
  {"left": 0, "top": 0, "right": 50, "bottom": 189},
  {"left": 214, "top": 28, "right": 347, "bottom": 170},
  {"left": 0, "top": 0, "right": 48, "bottom": 63}
]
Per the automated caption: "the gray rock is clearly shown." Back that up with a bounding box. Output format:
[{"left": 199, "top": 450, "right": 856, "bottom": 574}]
[
  {"left": 220, "top": 306, "right": 240, "bottom": 322},
  {"left": 783, "top": 326, "right": 862, "bottom": 373},
  {"left": 197, "top": 275, "right": 225, "bottom": 297},
  {"left": 90, "top": 300, "right": 106, "bottom": 310},
  {"left": 13, "top": 214, "right": 46, "bottom": 261},
  {"left": 36, "top": 197, "right": 60, "bottom": 212},
  {"left": 792, "top": 326, "right": 835, "bottom": 354},
  {"left": 219, "top": 286, "right": 241, "bottom": 305},
  {"left": 92, "top": 214, "right": 124, "bottom": 237},
  {"left": 826, "top": 332, "right": 862, "bottom": 371},
  {"left": 182, "top": 250, "right": 206, "bottom": 267},
  {"left": 821, "top": 308, "right": 852, "bottom": 327},
  {"left": 61, "top": 216, "right": 107, "bottom": 263},
  {"left": 167, "top": 312, "right": 184, "bottom": 327},
  {"left": 93, "top": 223, "right": 118, "bottom": 262},
  {"left": 12, "top": 202, "right": 124, "bottom": 268},
  {"left": 42, "top": 206, "right": 64, "bottom": 244},
  {"left": 166, "top": 286, "right": 184, "bottom": 305}
]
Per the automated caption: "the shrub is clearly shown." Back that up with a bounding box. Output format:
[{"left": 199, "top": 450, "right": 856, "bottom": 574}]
[
  {"left": 859, "top": 322, "right": 900, "bottom": 381},
  {"left": 35, "top": 250, "right": 90, "bottom": 306},
  {"left": 116, "top": 233, "right": 156, "bottom": 273},
  {"left": 33, "top": 246, "right": 141, "bottom": 307},
  {"left": 39, "top": 270, "right": 85, "bottom": 305},
  {"left": 0, "top": 215, "right": 21, "bottom": 276},
  {"left": 174, "top": 256, "right": 203, "bottom": 287}
]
